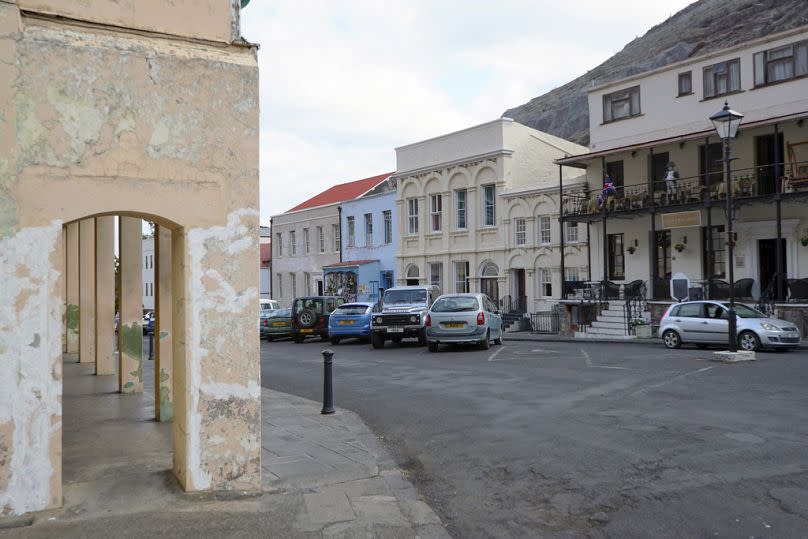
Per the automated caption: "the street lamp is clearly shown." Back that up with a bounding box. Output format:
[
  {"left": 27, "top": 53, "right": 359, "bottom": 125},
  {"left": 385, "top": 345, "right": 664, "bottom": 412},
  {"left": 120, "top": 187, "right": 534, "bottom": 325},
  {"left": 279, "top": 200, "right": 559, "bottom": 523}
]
[{"left": 710, "top": 102, "right": 744, "bottom": 352}]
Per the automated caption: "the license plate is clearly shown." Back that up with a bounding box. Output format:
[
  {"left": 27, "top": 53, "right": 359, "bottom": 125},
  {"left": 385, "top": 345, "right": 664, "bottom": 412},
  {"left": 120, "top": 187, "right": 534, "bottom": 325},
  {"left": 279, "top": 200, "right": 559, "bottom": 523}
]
[
  {"left": 338, "top": 320, "right": 354, "bottom": 325},
  {"left": 387, "top": 327, "right": 404, "bottom": 333},
  {"left": 300, "top": 328, "right": 313, "bottom": 334},
  {"left": 443, "top": 322, "right": 464, "bottom": 328},
  {"left": 272, "top": 321, "right": 287, "bottom": 326}
]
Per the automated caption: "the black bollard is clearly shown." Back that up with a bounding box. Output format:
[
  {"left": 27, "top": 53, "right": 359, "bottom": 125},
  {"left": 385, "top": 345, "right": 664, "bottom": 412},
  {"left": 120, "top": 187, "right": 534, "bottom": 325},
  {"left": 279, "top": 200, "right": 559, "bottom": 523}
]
[
  {"left": 148, "top": 332, "right": 154, "bottom": 361},
  {"left": 321, "top": 349, "right": 335, "bottom": 415}
]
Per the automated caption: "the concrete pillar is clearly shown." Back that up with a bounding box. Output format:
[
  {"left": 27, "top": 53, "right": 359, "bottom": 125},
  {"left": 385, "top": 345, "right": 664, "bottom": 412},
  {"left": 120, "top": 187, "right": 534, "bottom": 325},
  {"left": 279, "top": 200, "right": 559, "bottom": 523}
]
[
  {"left": 155, "top": 225, "right": 173, "bottom": 421},
  {"left": 78, "top": 219, "right": 96, "bottom": 364},
  {"left": 65, "top": 221, "right": 80, "bottom": 354},
  {"left": 118, "top": 217, "right": 143, "bottom": 393},
  {"left": 95, "top": 216, "right": 116, "bottom": 375}
]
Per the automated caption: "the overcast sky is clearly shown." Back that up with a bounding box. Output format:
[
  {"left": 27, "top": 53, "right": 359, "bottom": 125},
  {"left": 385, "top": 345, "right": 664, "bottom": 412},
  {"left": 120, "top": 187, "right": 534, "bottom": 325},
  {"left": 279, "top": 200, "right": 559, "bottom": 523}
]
[{"left": 242, "top": 0, "right": 696, "bottom": 223}]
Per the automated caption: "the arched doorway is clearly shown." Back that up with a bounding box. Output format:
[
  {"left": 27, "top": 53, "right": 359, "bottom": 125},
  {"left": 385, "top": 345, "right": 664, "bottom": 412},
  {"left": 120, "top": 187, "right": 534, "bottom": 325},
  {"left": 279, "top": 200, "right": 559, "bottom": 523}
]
[
  {"left": 480, "top": 261, "right": 500, "bottom": 303},
  {"left": 406, "top": 264, "right": 420, "bottom": 286}
]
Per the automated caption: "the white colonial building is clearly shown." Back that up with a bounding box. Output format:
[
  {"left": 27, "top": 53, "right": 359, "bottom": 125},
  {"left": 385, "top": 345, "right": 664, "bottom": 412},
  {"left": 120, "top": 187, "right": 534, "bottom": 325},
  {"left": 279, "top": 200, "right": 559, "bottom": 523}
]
[
  {"left": 142, "top": 236, "right": 154, "bottom": 311},
  {"left": 394, "top": 118, "right": 588, "bottom": 313},
  {"left": 557, "top": 25, "right": 808, "bottom": 335},
  {"left": 270, "top": 173, "right": 392, "bottom": 308}
]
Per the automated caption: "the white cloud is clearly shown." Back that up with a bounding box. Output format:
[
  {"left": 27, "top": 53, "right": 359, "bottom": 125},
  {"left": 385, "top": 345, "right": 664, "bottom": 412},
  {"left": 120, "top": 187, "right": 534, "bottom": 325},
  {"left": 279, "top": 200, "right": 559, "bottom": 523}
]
[{"left": 243, "top": 0, "right": 698, "bottom": 223}]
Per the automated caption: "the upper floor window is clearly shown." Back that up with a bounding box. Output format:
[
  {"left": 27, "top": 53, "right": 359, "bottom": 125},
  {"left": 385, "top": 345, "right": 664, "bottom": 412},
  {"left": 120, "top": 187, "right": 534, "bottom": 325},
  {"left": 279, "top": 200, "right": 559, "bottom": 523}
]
[
  {"left": 303, "top": 228, "right": 310, "bottom": 254},
  {"left": 346, "top": 216, "right": 355, "bottom": 247},
  {"left": 539, "top": 216, "right": 551, "bottom": 245},
  {"left": 383, "top": 210, "right": 392, "bottom": 244},
  {"left": 514, "top": 218, "right": 526, "bottom": 246},
  {"left": 481, "top": 184, "right": 496, "bottom": 227},
  {"left": 333, "top": 224, "right": 341, "bottom": 252},
  {"left": 455, "top": 189, "right": 467, "bottom": 230},
  {"left": 678, "top": 71, "right": 692, "bottom": 96},
  {"left": 289, "top": 230, "right": 296, "bottom": 256},
  {"left": 276, "top": 233, "right": 283, "bottom": 257},
  {"left": 317, "top": 226, "right": 325, "bottom": 253},
  {"left": 703, "top": 58, "right": 740, "bottom": 99},
  {"left": 603, "top": 86, "right": 640, "bottom": 123},
  {"left": 429, "top": 194, "right": 442, "bottom": 232},
  {"left": 407, "top": 198, "right": 419, "bottom": 235},
  {"left": 565, "top": 221, "right": 578, "bottom": 243},
  {"left": 364, "top": 213, "right": 373, "bottom": 246},
  {"left": 754, "top": 41, "right": 808, "bottom": 87}
]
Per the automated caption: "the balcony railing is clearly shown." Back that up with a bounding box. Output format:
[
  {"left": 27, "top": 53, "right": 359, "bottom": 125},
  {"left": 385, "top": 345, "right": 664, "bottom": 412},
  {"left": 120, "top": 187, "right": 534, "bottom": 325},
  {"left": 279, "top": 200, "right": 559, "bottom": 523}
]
[{"left": 562, "top": 161, "right": 808, "bottom": 219}]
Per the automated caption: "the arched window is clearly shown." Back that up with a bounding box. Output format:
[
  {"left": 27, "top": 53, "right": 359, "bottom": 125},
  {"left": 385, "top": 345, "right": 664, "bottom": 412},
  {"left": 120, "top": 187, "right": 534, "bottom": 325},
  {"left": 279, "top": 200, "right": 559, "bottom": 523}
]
[
  {"left": 406, "top": 264, "right": 420, "bottom": 278},
  {"left": 481, "top": 261, "right": 499, "bottom": 277}
]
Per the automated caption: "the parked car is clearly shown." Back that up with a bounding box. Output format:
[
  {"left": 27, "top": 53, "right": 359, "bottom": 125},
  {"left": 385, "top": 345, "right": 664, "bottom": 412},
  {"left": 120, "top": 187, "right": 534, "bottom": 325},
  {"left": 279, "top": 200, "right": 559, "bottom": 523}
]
[
  {"left": 425, "top": 293, "right": 503, "bottom": 352},
  {"left": 260, "top": 299, "right": 280, "bottom": 311},
  {"left": 291, "top": 296, "right": 345, "bottom": 343},
  {"left": 327, "top": 302, "right": 374, "bottom": 344},
  {"left": 660, "top": 300, "right": 801, "bottom": 351},
  {"left": 142, "top": 312, "right": 154, "bottom": 335},
  {"left": 145, "top": 313, "right": 155, "bottom": 336},
  {"left": 370, "top": 285, "right": 440, "bottom": 348},
  {"left": 261, "top": 308, "right": 292, "bottom": 341}
]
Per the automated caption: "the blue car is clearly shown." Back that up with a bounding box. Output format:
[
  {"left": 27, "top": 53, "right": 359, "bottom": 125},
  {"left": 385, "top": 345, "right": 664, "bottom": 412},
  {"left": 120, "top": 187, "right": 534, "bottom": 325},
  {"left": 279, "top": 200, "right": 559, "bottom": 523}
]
[{"left": 327, "top": 302, "right": 374, "bottom": 344}]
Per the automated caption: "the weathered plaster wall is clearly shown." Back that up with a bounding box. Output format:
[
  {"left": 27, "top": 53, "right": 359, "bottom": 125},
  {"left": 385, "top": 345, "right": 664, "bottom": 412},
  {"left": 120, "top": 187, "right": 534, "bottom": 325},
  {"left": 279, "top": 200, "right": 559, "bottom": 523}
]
[{"left": 0, "top": 2, "right": 259, "bottom": 516}]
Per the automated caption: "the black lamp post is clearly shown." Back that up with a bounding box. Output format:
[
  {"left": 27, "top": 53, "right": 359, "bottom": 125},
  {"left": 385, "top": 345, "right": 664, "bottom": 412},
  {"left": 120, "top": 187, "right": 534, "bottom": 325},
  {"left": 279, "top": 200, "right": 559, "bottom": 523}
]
[{"left": 709, "top": 101, "right": 744, "bottom": 352}]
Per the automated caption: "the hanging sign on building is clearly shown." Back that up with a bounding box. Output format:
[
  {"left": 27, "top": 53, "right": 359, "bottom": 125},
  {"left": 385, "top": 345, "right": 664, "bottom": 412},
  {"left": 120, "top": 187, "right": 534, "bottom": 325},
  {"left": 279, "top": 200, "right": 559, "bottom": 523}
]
[{"left": 661, "top": 210, "right": 701, "bottom": 229}]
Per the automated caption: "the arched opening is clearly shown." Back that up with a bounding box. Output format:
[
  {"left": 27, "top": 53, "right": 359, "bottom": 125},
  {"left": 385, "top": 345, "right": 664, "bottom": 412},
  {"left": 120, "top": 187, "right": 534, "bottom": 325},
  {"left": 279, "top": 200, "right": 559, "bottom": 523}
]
[
  {"left": 61, "top": 212, "right": 184, "bottom": 512},
  {"left": 480, "top": 261, "right": 500, "bottom": 304},
  {"left": 406, "top": 264, "right": 420, "bottom": 286}
]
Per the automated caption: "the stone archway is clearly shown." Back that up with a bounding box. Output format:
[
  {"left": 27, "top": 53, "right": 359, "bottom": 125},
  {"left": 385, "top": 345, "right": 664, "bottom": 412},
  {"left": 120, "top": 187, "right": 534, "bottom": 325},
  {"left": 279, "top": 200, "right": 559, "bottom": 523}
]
[{"left": 406, "top": 264, "right": 420, "bottom": 286}]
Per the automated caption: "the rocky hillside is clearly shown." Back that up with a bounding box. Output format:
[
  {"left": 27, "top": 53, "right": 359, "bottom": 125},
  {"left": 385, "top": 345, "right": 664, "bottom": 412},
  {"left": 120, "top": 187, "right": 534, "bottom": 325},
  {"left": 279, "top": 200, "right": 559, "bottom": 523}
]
[{"left": 503, "top": 0, "right": 808, "bottom": 147}]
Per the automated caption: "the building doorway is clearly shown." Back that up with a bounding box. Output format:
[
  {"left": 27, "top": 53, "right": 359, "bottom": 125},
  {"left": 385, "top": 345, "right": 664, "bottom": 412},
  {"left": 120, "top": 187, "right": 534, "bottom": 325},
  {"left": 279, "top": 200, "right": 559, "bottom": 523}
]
[
  {"left": 480, "top": 261, "right": 499, "bottom": 304},
  {"left": 316, "top": 279, "right": 323, "bottom": 295},
  {"left": 512, "top": 269, "right": 527, "bottom": 312},
  {"left": 653, "top": 230, "right": 672, "bottom": 299},
  {"left": 758, "top": 238, "right": 787, "bottom": 294},
  {"left": 755, "top": 133, "right": 784, "bottom": 195},
  {"left": 406, "top": 264, "right": 420, "bottom": 286}
]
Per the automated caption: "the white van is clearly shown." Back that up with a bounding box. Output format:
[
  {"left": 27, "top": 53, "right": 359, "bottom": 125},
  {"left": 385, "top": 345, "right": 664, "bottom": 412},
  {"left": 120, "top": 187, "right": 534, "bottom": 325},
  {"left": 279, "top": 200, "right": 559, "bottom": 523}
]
[{"left": 260, "top": 299, "right": 280, "bottom": 311}]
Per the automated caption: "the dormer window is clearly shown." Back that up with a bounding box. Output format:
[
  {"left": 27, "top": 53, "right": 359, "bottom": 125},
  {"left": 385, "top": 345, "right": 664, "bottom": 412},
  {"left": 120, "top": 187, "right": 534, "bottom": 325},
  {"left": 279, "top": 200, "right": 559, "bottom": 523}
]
[
  {"left": 603, "top": 86, "right": 640, "bottom": 123},
  {"left": 703, "top": 58, "right": 740, "bottom": 99}
]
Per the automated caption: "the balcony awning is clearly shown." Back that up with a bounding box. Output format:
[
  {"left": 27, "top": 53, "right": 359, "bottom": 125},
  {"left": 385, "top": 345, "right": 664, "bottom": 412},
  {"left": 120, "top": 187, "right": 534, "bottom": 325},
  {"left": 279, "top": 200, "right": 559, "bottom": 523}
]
[{"left": 555, "top": 110, "right": 808, "bottom": 168}]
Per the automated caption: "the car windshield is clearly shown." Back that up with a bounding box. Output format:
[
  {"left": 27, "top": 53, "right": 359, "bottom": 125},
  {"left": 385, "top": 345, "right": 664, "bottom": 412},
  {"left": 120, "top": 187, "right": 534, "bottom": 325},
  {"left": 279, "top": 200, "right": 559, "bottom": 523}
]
[
  {"left": 383, "top": 289, "right": 427, "bottom": 305},
  {"left": 431, "top": 296, "right": 479, "bottom": 312},
  {"left": 335, "top": 304, "right": 369, "bottom": 315},
  {"left": 293, "top": 298, "right": 323, "bottom": 313},
  {"left": 268, "top": 309, "right": 291, "bottom": 318},
  {"left": 723, "top": 303, "right": 766, "bottom": 318}
]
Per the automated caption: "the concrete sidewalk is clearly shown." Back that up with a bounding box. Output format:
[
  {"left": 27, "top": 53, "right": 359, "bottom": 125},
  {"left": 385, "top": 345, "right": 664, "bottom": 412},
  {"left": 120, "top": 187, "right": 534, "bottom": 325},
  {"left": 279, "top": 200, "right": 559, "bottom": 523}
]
[{"left": 1, "top": 360, "right": 448, "bottom": 538}]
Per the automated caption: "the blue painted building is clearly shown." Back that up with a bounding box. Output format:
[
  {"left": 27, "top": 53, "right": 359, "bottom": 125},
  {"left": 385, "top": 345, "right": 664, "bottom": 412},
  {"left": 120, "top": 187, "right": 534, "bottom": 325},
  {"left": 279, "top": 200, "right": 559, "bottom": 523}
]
[{"left": 326, "top": 179, "right": 397, "bottom": 302}]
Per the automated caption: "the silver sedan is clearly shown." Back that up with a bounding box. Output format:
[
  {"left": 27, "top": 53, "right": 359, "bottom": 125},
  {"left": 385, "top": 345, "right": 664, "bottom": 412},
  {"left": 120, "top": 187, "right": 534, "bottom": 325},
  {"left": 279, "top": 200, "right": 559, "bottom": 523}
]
[
  {"left": 425, "top": 293, "right": 503, "bottom": 352},
  {"left": 659, "top": 301, "right": 801, "bottom": 351}
]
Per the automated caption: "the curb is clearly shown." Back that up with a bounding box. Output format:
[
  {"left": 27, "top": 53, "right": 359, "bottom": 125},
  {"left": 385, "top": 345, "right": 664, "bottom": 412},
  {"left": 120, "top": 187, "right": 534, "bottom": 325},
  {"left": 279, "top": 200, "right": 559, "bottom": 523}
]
[{"left": 502, "top": 333, "right": 807, "bottom": 349}]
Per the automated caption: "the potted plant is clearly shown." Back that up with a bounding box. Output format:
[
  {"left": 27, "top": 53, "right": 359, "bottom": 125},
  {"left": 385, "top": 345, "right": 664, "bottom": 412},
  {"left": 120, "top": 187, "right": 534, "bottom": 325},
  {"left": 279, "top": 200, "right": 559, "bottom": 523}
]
[
  {"left": 801, "top": 234, "right": 808, "bottom": 247},
  {"left": 630, "top": 318, "right": 652, "bottom": 338},
  {"left": 627, "top": 246, "right": 637, "bottom": 255},
  {"left": 674, "top": 242, "right": 686, "bottom": 253}
]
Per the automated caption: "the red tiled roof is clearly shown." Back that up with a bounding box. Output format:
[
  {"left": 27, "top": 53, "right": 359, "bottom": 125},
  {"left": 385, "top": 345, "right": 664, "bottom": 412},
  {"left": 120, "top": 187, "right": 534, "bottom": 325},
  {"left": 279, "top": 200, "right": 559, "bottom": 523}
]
[
  {"left": 260, "top": 243, "right": 272, "bottom": 267},
  {"left": 286, "top": 172, "right": 393, "bottom": 213},
  {"left": 323, "top": 259, "right": 378, "bottom": 268}
]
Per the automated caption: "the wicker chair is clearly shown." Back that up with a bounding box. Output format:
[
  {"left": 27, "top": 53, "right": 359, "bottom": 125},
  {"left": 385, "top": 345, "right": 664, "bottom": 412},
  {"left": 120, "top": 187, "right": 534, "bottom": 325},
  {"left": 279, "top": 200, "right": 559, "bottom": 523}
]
[
  {"left": 733, "top": 278, "right": 754, "bottom": 299},
  {"left": 710, "top": 279, "right": 732, "bottom": 300}
]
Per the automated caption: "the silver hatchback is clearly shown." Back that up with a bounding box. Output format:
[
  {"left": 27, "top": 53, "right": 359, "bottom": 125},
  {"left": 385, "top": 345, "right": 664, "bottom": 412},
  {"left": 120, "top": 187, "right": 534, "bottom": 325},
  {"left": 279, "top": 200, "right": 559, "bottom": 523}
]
[
  {"left": 425, "top": 293, "right": 503, "bottom": 352},
  {"left": 659, "top": 301, "right": 801, "bottom": 351}
]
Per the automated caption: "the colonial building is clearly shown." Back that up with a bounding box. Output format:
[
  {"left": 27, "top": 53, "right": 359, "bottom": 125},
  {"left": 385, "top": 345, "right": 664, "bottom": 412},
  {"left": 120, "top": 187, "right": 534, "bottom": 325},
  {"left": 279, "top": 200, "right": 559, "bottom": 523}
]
[
  {"left": 325, "top": 177, "right": 398, "bottom": 302},
  {"left": 394, "top": 118, "right": 588, "bottom": 313},
  {"left": 259, "top": 225, "right": 271, "bottom": 299},
  {"left": 557, "top": 25, "right": 808, "bottom": 335},
  {"left": 142, "top": 236, "right": 155, "bottom": 311},
  {"left": 270, "top": 173, "right": 392, "bottom": 308}
]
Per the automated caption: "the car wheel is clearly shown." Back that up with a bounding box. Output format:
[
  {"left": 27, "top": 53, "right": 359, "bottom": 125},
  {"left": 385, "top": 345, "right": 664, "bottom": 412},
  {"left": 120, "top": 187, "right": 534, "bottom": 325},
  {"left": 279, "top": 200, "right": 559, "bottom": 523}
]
[
  {"left": 662, "top": 329, "right": 681, "bottom": 349},
  {"left": 297, "top": 309, "right": 317, "bottom": 328},
  {"left": 417, "top": 328, "right": 427, "bottom": 347},
  {"left": 738, "top": 331, "right": 760, "bottom": 352},
  {"left": 371, "top": 333, "right": 385, "bottom": 349},
  {"left": 479, "top": 330, "right": 490, "bottom": 350},
  {"left": 428, "top": 342, "right": 439, "bottom": 353},
  {"left": 330, "top": 336, "right": 341, "bottom": 345}
]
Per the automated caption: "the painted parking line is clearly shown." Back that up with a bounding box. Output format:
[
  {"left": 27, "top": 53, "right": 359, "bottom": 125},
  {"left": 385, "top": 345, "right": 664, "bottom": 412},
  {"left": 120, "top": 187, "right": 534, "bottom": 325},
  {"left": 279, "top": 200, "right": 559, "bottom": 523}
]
[
  {"left": 629, "top": 366, "right": 714, "bottom": 397},
  {"left": 487, "top": 346, "right": 507, "bottom": 362},
  {"left": 580, "top": 348, "right": 632, "bottom": 370}
]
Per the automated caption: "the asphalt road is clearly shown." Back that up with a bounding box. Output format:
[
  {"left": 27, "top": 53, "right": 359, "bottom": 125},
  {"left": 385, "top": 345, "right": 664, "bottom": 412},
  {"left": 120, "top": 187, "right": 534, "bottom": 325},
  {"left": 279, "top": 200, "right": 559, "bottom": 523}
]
[{"left": 261, "top": 336, "right": 808, "bottom": 538}]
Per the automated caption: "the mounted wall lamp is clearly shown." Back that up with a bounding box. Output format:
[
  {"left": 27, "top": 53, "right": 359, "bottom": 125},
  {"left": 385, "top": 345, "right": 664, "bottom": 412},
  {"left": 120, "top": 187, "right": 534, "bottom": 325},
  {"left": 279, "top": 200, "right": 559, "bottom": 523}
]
[
  {"left": 634, "top": 238, "right": 639, "bottom": 247},
  {"left": 683, "top": 235, "right": 687, "bottom": 245}
]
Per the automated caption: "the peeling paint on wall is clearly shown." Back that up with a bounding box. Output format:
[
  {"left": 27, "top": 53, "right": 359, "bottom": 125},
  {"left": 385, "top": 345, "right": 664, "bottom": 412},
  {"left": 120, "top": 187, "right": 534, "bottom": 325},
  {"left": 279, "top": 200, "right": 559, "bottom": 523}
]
[{"left": 0, "top": 222, "right": 62, "bottom": 516}]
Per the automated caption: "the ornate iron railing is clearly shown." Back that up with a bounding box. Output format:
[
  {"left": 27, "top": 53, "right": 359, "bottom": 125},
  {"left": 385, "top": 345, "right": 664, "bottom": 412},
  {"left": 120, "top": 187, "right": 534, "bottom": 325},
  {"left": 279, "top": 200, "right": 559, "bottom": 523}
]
[
  {"left": 755, "top": 275, "right": 778, "bottom": 317},
  {"left": 623, "top": 281, "right": 649, "bottom": 335}
]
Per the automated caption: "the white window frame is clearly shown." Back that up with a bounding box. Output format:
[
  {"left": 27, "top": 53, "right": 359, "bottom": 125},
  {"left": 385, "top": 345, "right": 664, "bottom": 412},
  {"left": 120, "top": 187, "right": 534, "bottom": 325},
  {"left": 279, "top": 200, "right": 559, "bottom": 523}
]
[
  {"left": 383, "top": 210, "right": 392, "bottom": 244},
  {"left": 407, "top": 198, "right": 419, "bottom": 235},
  {"left": 290, "top": 272, "right": 297, "bottom": 298},
  {"left": 538, "top": 268, "right": 552, "bottom": 298},
  {"left": 429, "top": 262, "right": 442, "bottom": 289},
  {"left": 303, "top": 228, "right": 310, "bottom": 254},
  {"left": 564, "top": 266, "right": 580, "bottom": 282},
  {"left": 455, "top": 189, "right": 467, "bottom": 230},
  {"left": 289, "top": 230, "right": 296, "bottom": 256},
  {"left": 539, "top": 216, "right": 551, "bottom": 245},
  {"left": 364, "top": 213, "right": 373, "bottom": 246},
  {"left": 276, "top": 273, "right": 283, "bottom": 298},
  {"left": 276, "top": 233, "right": 283, "bottom": 257},
  {"left": 333, "top": 224, "right": 340, "bottom": 252},
  {"left": 454, "top": 261, "right": 469, "bottom": 293},
  {"left": 565, "top": 221, "right": 578, "bottom": 243},
  {"left": 347, "top": 216, "right": 355, "bottom": 248},
  {"left": 317, "top": 226, "right": 325, "bottom": 253},
  {"left": 429, "top": 194, "right": 442, "bottom": 232},
  {"left": 481, "top": 184, "right": 496, "bottom": 227},
  {"left": 514, "top": 218, "right": 526, "bottom": 246}
]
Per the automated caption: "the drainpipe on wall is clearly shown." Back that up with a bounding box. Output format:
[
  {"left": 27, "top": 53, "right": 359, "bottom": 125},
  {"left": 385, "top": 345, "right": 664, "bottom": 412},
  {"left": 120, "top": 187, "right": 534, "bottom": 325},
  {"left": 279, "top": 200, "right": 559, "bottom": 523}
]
[
  {"left": 269, "top": 217, "right": 273, "bottom": 298},
  {"left": 337, "top": 205, "right": 343, "bottom": 263}
]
